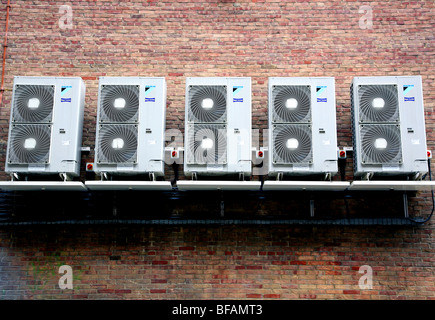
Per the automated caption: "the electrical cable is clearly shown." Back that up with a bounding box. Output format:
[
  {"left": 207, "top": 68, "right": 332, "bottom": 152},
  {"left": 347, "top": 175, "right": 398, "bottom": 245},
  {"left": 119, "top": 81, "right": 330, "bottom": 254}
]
[
  {"left": 338, "top": 157, "right": 351, "bottom": 219},
  {"left": 406, "top": 159, "right": 434, "bottom": 224}
]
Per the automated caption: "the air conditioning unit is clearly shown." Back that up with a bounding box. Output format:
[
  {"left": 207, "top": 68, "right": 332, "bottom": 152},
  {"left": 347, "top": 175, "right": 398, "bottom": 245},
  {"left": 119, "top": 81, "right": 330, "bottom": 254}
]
[
  {"left": 267, "top": 77, "right": 338, "bottom": 178},
  {"left": 93, "top": 77, "right": 166, "bottom": 177},
  {"left": 184, "top": 77, "right": 252, "bottom": 177},
  {"left": 5, "top": 76, "right": 85, "bottom": 179},
  {"left": 351, "top": 76, "right": 428, "bottom": 179}
]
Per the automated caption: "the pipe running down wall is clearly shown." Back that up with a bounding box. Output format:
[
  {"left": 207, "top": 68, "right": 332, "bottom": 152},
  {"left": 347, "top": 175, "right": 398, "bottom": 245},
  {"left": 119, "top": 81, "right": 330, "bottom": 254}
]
[{"left": 0, "top": 0, "right": 11, "bottom": 105}]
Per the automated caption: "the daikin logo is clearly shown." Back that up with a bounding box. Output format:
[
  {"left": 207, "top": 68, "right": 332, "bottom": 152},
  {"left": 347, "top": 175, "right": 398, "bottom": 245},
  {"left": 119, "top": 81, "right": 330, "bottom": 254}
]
[
  {"left": 403, "top": 85, "right": 415, "bottom": 102},
  {"left": 61, "top": 86, "right": 72, "bottom": 96},
  {"left": 233, "top": 86, "right": 243, "bottom": 95},
  {"left": 403, "top": 85, "right": 414, "bottom": 95},
  {"left": 316, "top": 86, "right": 327, "bottom": 95},
  {"left": 145, "top": 85, "right": 156, "bottom": 96},
  {"left": 233, "top": 86, "right": 243, "bottom": 102}
]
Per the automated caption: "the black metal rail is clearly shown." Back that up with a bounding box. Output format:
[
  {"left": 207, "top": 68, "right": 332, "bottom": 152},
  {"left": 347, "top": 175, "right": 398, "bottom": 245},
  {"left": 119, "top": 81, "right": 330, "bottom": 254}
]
[{"left": 0, "top": 188, "right": 429, "bottom": 226}]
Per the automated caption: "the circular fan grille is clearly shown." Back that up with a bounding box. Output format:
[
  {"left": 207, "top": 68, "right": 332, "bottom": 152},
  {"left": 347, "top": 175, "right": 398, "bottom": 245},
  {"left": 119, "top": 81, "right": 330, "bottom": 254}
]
[
  {"left": 360, "top": 125, "right": 402, "bottom": 164},
  {"left": 99, "top": 85, "right": 139, "bottom": 122},
  {"left": 188, "top": 85, "right": 227, "bottom": 123},
  {"left": 12, "top": 85, "right": 54, "bottom": 123},
  {"left": 8, "top": 125, "right": 51, "bottom": 164},
  {"left": 272, "top": 85, "right": 311, "bottom": 123},
  {"left": 97, "top": 125, "right": 138, "bottom": 164},
  {"left": 188, "top": 125, "right": 227, "bottom": 164},
  {"left": 358, "top": 85, "right": 399, "bottom": 122},
  {"left": 273, "top": 125, "right": 312, "bottom": 164}
]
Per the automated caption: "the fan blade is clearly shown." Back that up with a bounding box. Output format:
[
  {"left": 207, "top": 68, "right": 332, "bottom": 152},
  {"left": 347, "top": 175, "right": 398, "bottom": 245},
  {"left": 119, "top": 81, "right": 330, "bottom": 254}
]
[
  {"left": 99, "top": 85, "right": 139, "bottom": 123},
  {"left": 12, "top": 85, "right": 54, "bottom": 123},
  {"left": 8, "top": 124, "right": 51, "bottom": 164},
  {"left": 188, "top": 124, "right": 227, "bottom": 165},
  {"left": 272, "top": 85, "right": 311, "bottom": 123},
  {"left": 273, "top": 124, "right": 312, "bottom": 164},
  {"left": 188, "top": 85, "right": 227, "bottom": 123},
  {"left": 358, "top": 85, "right": 399, "bottom": 123},
  {"left": 97, "top": 125, "right": 138, "bottom": 164},
  {"left": 360, "top": 124, "right": 402, "bottom": 164}
]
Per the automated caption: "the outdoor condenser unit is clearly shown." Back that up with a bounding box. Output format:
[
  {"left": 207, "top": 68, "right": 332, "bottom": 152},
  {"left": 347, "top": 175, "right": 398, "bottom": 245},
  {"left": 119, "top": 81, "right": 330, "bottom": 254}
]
[
  {"left": 351, "top": 76, "right": 428, "bottom": 179},
  {"left": 267, "top": 77, "right": 338, "bottom": 178},
  {"left": 93, "top": 77, "right": 166, "bottom": 178},
  {"left": 5, "top": 76, "right": 85, "bottom": 179},
  {"left": 184, "top": 77, "right": 252, "bottom": 177}
]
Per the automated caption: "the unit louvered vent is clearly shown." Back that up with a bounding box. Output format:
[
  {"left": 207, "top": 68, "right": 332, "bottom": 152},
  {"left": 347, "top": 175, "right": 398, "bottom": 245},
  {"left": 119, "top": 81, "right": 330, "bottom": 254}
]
[
  {"left": 187, "top": 85, "right": 227, "bottom": 123},
  {"left": 272, "top": 85, "right": 311, "bottom": 123},
  {"left": 272, "top": 124, "right": 312, "bottom": 164},
  {"left": 99, "top": 85, "right": 139, "bottom": 123},
  {"left": 97, "top": 125, "right": 138, "bottom": 164},
  {"left": 187, "top": 124, "right": 227, "bottom": 165},
  {"left": 7, "top": 124, "right": 51, "bottom": 164},
  {"left": 358, "top": 85, "right": 399, "bottom": 123},
  {"left": 12, "top": 85, "right": 55, "bottom": 123},
  {"left": 360, "top": 124, "right": 402, "bottom": 164}
]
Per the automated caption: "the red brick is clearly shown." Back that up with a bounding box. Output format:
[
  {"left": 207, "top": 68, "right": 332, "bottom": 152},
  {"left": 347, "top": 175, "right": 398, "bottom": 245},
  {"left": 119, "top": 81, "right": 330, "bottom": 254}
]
[
  {"left": 179, "top": 246, "right": 195, "bottom": 251},
  {"left": 264, "top": 294, "right": 280, "bottom": 299},
  {"left": 343, "top": 290, "right": 360, "bottom": 295},
  {"left": 150, "top": 289, "right": 166, "bottom": 294}
]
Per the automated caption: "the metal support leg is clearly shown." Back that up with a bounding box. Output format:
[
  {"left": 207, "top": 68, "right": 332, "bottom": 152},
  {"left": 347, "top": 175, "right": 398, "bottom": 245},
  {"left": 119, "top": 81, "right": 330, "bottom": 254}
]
[
  {"left": 310, "top": 199, "right": 315, "bottom": 218},
  {"left": 403, "top": 192, "right": 409, "bottom": 218},
  {"left": 220, "top": 190, "right": 224, "bottom": 217}
]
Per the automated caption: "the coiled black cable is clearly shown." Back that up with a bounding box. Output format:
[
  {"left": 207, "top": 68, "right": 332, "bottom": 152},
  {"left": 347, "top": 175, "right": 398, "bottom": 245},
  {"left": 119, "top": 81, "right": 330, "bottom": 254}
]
[{"left": 406, "top": 159, "right": 434, "bottom": 224}]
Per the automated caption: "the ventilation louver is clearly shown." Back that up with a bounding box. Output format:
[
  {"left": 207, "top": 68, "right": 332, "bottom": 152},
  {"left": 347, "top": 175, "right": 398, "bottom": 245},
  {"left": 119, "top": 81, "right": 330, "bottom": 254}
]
[
  {"left": 12, "top": 85, "right": 54, "bottom": 123},
  {"left": 187, "top": 124, "right": 227, "bottom": 165},
  {"left": 187, "top": 85, "right": 227, "bottom": 123},
  {"left": 99, "top": 85, "right": 139, "bottom": 123},
  {"left": 358, "top": 85, "right": 399, "bottom": 123},
  {"left": 7, "top": 124, "right": 51, "bottom": 164},
  {"left": 96, "top": 125, "right": 138, "bottom": 164},
  {"left": 272, "top": 85, "right": 311, "bottom": 123},
  {"left": 360, "top": 124, "right": 402, "bottom": 165},
  {"left": 272, "top": 124, "right": 312, "bottom": 164}
]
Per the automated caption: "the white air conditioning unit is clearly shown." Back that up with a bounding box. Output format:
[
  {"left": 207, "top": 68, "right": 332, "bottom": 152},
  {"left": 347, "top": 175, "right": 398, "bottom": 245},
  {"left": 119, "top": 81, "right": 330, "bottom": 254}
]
[
  {"left": 267, "top": 77, "right": 338, "bottom": 177},
  {"left": 93, "top": 77, "right": 166, "bottom": 177},
  {"left": 5, "top": 76, "right": 85, "bottom": 178},
  {"left": 184, "top": 77, "right": 252, "bottom": 177},
  {"left": 351, "top": 76, "right": 428, "bottom": 179}
]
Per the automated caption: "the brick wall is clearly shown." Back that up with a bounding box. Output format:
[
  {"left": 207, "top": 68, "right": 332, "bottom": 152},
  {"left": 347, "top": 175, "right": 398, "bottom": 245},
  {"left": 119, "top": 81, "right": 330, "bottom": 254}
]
[
  {"left": 0, "top": 0, "right": 434, "bottom": 300},
  {"left": 1, "top": 224, "right": 434, "bottom": 300}
]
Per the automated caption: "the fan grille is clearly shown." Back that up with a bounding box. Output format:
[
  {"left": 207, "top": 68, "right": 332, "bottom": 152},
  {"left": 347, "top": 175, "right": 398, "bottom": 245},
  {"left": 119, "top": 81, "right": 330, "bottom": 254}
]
[
  {"left": 187, "top": 124, "right": 227, "bottom": 165},
  {"left": 7, "top": 124, "right": 51, "bottom": 164},
  {"left": 97, "top": 125, "right": 138, "bottom": 164},
  {"left": 272, "top": 124, "right": 312, "bottom": 164},
  {"left": 272, "top": 85, "right": 311, "bottom": 123},
  {"left": 12, "top": 85, "right": 54, "bottom": 123},
  {"left": 188, "top": 85, "right": 227, "bottom": 123},
  {"left": 360, "top": 124, "right": 402, "bottom": 164},
  {"left": 99, "top": 85, "right": 140, "bottom": 123},
  {"left": 358, "top": 85, "right": 399, "bottom": 123}
]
